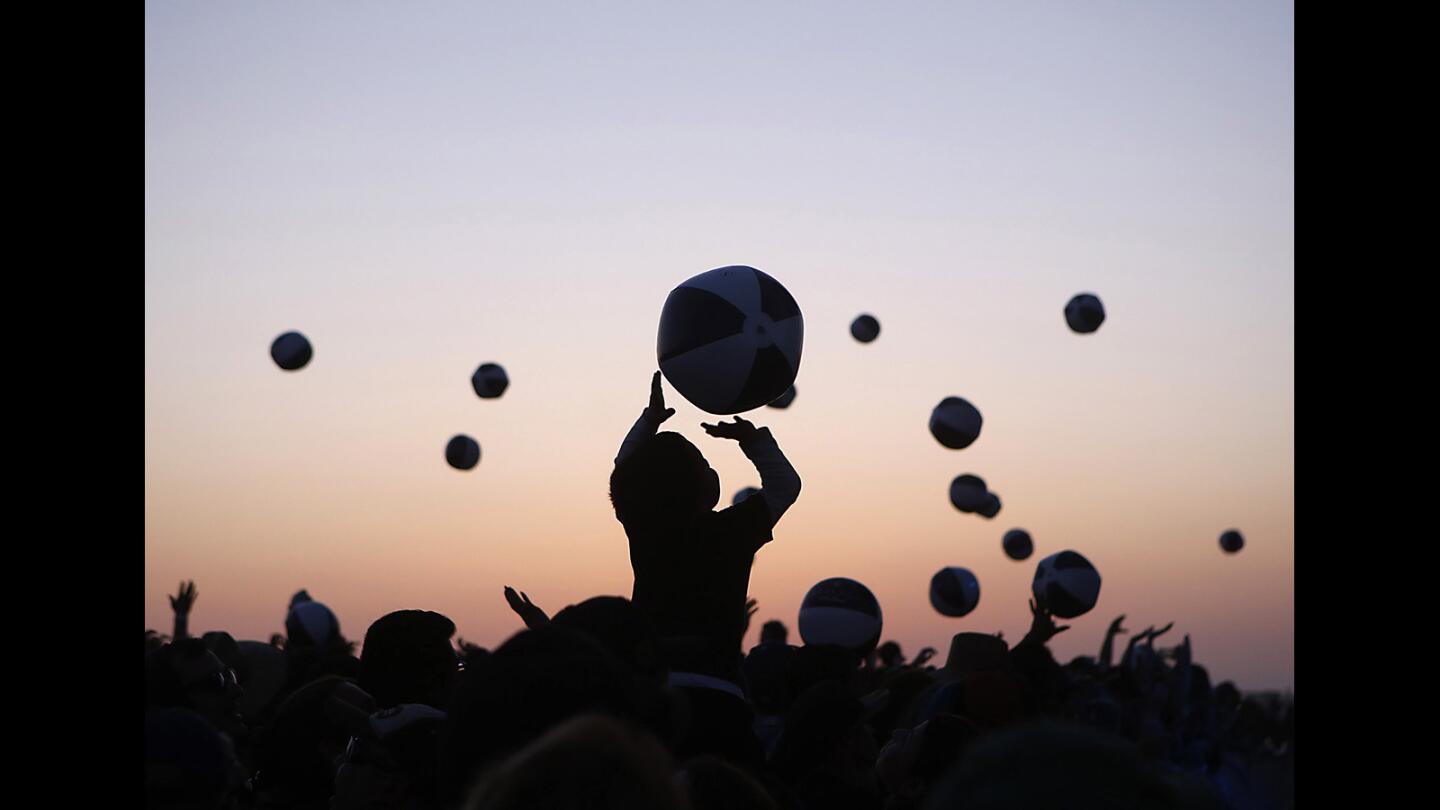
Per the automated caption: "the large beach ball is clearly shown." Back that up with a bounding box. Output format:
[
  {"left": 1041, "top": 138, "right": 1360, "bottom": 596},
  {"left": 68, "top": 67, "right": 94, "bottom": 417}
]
[
  {"left": 271, "top": 332, "right": 313, "bottom": 371},
  {"left": 445, "top": 435, "right": 481, "bottom": 470},
  {"left": 658, "top": 266, "right": 804, "bottom": 414},
  {"left": 471, "top": 363, "right": 509, "bottom": 399},
  {"left": 930, "top": 397, "right": 983, "bottom": 449},
  {"left": 799, "top": 577, "right": 882, "bottom": 655},
  {"left": 930, "top": 567, "right": 981, "bottom": 617},
  {"left": 1003, "top": 529, "right": 1034, "bottom": 561},
  {"left": 1220, "top": 529, "right": 1245, "bottom": 554},
  {"left": 1065, "top": 294, "right": 1106, "bottom": 334},
  {"left": 1032, "top": 551, "right": 1101, "bottom": 619}
]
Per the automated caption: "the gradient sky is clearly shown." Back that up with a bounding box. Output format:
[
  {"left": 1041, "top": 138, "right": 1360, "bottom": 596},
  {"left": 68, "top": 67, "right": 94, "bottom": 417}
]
[{"left": 146, "top": 1, "right": 1294, "bottom": 690}]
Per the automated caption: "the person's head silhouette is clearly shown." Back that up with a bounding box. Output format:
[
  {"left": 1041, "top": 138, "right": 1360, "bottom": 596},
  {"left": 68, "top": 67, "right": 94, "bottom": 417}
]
[
  {"left": 360, "top": 609, "right": 460, "bottom": 710},
  {"left": 610, "top": 432, "right": 720, "bottom": 525}
]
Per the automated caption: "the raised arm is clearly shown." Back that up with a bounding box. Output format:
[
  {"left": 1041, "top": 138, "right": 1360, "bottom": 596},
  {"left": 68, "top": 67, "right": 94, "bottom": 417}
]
[
  {"left": 701, "top": 416, "right": 802, "bottom": 524},
  {"left": 169, "top": 580, "right": 197, "bottom": 641},
  {"left": 616, "top": 372, "right": 675, "bottom": 466},
  {"left": 1099, "top": 614, "right": 1127, "bottom": 670},
  {"left": 503, "top": 586, "right": 551, "bottom": 630}
]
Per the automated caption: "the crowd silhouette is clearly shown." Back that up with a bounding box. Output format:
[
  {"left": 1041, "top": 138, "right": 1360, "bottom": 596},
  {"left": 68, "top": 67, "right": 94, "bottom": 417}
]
[{"left": 145, "top": 375, "right": 1293, "bottom": 809}]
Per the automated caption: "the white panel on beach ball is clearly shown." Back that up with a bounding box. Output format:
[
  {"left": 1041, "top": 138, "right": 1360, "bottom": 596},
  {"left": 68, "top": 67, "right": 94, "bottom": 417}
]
[{"left": 799, "top": 577, "right": 882, "bottom": 655}]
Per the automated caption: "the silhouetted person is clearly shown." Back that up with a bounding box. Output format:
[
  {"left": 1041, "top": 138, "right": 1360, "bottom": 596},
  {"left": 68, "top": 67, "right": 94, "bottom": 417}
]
[
  {"left": 609, "top": 372, "right": 801, "bottom": 684},
  {"left": 248, "top": 676, "right": 354, "bottom": 810},
  {"left": 146, "top": 637, "right": 247, "bottom": 742},
  {"left": 761, "top": 620, "right": 788, "bottom": 645},
  {"left": 877, "top": 641, "right": 904, "bottom": 670},
  {"left": 437, "top": 626, "right": 641, "bottom": 805},
  {"left": 359, "top": 609, "right": 461, "bottom": 710},
  {"left": 282, "top": 590, "right": 359, "bottom": 690}
]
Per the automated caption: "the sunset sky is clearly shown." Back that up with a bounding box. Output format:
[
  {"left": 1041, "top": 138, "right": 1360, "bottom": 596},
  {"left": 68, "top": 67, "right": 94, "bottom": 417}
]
[{"left": 146, "top": 1, "right": 1293, "bottom": 690}]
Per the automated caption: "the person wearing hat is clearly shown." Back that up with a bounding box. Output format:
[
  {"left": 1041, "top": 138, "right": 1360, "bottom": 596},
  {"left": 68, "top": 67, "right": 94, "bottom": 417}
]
[{"left": 283, "top": 590, "right": 359, "bottom": 690}]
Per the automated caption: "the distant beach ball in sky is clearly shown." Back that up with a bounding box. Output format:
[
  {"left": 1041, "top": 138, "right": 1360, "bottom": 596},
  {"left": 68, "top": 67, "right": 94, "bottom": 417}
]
[
  {"left": 1220, "top": 530, "right": 1245, "bottom": 554},
  {"left": 471, "top": 363, "right": 509, "bottom": 399},
  {"left": 799, "top": 577, "right": 883, "bottom": 655},
  {"left": 850, "top": 314, "right": 880, "bottom": 343},
  {"left": 270, "top": 331, "right": 313, "bottom": 371},
  {"left": 1003, "top": 529, "right": 1034, "bottom": 561},
  {"left": 978, "top": 493, "right": 1002, "bottom": 519},
  {"left": 658, "top": 266, "right": 804, "bottom": 414},
  {"left": 1032, "top": 550, "right": 1102, "bottom": 619},
  {"left": 930, "top": 567, "right": 981, "bottom": 618},
  {"left": 445, "top": 435, "right": 481, "bottom": 471},
  {"left": 767, "top": 385, "right": 797, "bottom": 409},
  {"left": 1065, "top": 294, "right": 1106, "bottom": 334},
  {"left": 949, "top": 475, "right": 989, "bottom": 513},
  {"left": 930, "top": 397, "right": 983, "bottom": 449},
  {"left": 733, "top": 486, "right": 760, "bottom": 506}
]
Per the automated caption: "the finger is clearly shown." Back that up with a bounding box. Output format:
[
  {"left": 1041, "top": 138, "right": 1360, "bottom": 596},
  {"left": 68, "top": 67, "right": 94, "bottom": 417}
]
[{"left": 1055, "top": 625, "right": 1071, "bottom": 634}]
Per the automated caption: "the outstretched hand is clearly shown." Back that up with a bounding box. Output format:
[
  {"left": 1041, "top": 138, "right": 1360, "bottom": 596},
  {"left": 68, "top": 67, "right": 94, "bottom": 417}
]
[
  {"left": 701, "top": 416, "right": 759, "bottom": 442},
  {"left": 742, "top": 596, "right": 759, "bottom": 636},
  {"left": 169, "top": 581, "right": 198, "bottom": 615},
  {"left": 1107, "top": 615, "right": 1128, "bottom": 636},
  {"left": 1144, "top": 622, "right": 1175, "bottom": 646},
  {"left": 503, "top": 586, "right": 551, "bottom": 629},
  {"left": 913, "top": 647, "right": 938, "bottom": 667},
  {"left": 1026, "top": 598, "right": 1071, "bottom": 644},
  {"left": 644, "top": 372, "right": 675, "bottom": 426}
]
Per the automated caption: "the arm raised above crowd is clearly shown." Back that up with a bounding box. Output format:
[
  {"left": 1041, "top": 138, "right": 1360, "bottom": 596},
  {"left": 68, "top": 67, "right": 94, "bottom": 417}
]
[
  {"left": 615, "top": 372, "right": 675, "bottom": 466},
  {"left": 702, "top": 416, "right": 802, "bottom": 524}
]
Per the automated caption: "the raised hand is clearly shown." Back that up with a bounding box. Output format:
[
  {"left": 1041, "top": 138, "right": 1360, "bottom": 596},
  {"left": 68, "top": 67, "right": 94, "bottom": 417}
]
[
  {"left": 169, "top": 581, "right": 198, "bottom": 615},
  {"left": 701, "top": 416, "right": 759, "bottom": 442},
  {"left": 1025, "top": 598, "right": 1071, "bottom": 645},
  {"left": 168, "top": 580, "right": 198, "bottom": 640},
  {"left": 645, "top": 371, "right": 675, "bottom": 426},
  {"left": 913, "top": 647, "right": 938, "bottom": 667},
  {"left": 1107, "top": 615, "right": 1128, "bottom": 636},
  {"left": 743, "top": 596, "right": 759, "bottom": 636},
  {"left": 1145, "top": 622, "right": 1175, "bottom": 646},
  {"left": 503, "top": 586, "right": 550, "bottom": 629}
]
